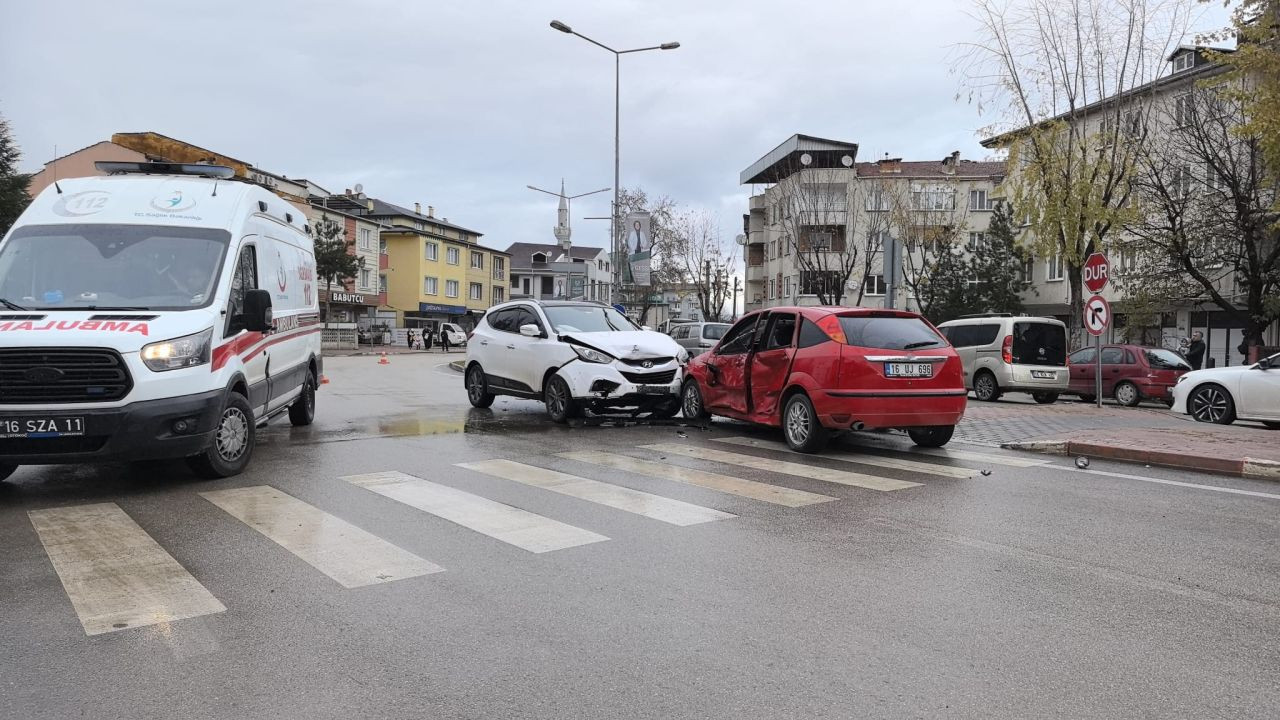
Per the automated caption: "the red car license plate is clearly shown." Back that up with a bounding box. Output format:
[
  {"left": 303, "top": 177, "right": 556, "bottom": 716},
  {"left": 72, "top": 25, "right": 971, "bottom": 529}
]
[{"left": 884, "top": 362, "right": 933, "bottom": 378}]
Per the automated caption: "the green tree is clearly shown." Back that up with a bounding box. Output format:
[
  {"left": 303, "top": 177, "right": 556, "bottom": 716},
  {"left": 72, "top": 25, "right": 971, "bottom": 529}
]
[
  {"left": 0, "top": 113, "right": 31, "bottom": 237},
  {"left": 313, "top": 215, "right": 363, "bottom": 328},
  {"left": 917, "top": 239, "right": 977, "bottom": 324},
  {"left": 971, "top": 202, "right": 1029, "bottom": 316}
]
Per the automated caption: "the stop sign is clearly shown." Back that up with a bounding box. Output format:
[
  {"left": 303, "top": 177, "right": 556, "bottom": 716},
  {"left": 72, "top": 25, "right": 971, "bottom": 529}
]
[{"left": 1083, "top": 252, "right": 1110, "bottom": 294}]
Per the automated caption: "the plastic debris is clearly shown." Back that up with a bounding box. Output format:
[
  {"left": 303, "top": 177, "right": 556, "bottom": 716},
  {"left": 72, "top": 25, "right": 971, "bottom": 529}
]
[{"left": 1075, "top": 457, "right": 1090, "bottom": 469}]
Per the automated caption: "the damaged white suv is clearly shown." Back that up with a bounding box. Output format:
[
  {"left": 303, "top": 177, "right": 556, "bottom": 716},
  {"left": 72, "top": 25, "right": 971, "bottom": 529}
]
[{"left": 464, "top": 300, "right": 688, "bottom": 422}]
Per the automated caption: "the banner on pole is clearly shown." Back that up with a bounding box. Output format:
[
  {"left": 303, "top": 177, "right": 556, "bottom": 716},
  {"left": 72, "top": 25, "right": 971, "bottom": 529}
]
[{"left": 624, "top": 211, "right": 652, "bottom": 286}]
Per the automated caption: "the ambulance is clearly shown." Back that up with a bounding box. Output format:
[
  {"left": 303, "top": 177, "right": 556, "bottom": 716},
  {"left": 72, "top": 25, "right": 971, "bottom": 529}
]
[{"left": 0, "top": 162, "right": 322, "bottom": 480}]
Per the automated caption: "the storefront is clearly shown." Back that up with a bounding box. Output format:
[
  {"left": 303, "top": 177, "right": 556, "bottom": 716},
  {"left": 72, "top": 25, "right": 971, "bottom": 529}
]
[
  {"left": 320, "top": 289, "right": 379, "bottom": 325},
  {"left": 402, "top": 302, "right": 468, "bottom": 334}
]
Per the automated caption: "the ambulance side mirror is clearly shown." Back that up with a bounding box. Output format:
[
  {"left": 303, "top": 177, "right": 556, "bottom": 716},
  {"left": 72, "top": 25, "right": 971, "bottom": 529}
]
[{"left": 244, "top": 289, "right": 274, "bottom": 333}]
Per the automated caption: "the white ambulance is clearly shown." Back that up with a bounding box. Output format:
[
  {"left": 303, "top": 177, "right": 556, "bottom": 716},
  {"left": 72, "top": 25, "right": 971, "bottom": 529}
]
[{"left": 0, "top": 162, "right": 323, "bottom": 480}]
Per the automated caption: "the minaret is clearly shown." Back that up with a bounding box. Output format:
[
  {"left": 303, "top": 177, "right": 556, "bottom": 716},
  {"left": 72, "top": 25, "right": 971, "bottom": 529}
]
[{"left": 553, "top": 179, "right": 571, "bottom": 254}]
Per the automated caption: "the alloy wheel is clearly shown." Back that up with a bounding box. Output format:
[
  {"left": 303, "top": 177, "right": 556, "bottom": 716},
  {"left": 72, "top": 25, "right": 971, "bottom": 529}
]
[
  {"left": 216, "top": 407, "right": 249, "bottom": 462},
  {"left": 785, "top": 400, "right": 810, "bottom": 445},
  {"left": 1191, "top": 387, "right": 1228, "bottom": 423},
  {"left": 547, "top": 381, "right": 566, "bottom": 416},
  {"left": 682, "top": 382, "right": 701, "bottom": 418},
  {"left": 467, "top": 367, "right": 485, "bottom": 403}
]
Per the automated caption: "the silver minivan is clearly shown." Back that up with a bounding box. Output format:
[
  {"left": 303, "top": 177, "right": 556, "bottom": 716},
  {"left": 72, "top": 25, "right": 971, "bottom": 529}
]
[
  {"left": 936, "top": 314, "right": 1070, "bottom": 403},
  {"left": 669, "top": 322, "right": 731, "bottom": 356}
]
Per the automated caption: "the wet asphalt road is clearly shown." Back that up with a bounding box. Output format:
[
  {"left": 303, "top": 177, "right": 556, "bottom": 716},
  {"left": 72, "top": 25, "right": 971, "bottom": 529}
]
[{"left": 2, "top": 355, "right": 1278, "bottom": 719}]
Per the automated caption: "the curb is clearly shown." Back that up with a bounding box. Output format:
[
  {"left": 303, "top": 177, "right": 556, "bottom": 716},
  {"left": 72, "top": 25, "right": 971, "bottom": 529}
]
[
  {"left": 1002, "top": 439, "right": 1278, "bottom": 480},
  {"left": 448, "top": 360, "right": 465, "bottom": 373}
]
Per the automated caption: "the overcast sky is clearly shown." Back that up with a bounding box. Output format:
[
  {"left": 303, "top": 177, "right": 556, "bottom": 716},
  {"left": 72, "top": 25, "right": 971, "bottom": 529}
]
[{"left": 1, "top": 0, "right": 1226, "bottom": 252}]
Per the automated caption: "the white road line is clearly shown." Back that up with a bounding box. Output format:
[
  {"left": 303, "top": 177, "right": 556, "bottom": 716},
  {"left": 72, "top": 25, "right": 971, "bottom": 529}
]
[
  {"left": 716, "top": 437, "right": 975, "bottom": 479},
  {"left": 836, "top": 437, "right": 1051, "bottom": 468},
  {"left": 457, "top": 459, "right": 735, "bottom": 526},
  {"left": 558, "top": 451, "right": 836, "bottom": 507},
  {"left": 1061, "top": 466, "right": 1280, "bottom": 500},
  {"left": 641, "top": 444, "right": 922, "bottom": 492},
  {"left": 199, "top": 486, "right": 444, "bottom": 588},
  {"left": 27, "top": 503, "right": 226, "bottom": 636},
  {"left": 340, "top": 471, "right": 608, "bottom": 553}
]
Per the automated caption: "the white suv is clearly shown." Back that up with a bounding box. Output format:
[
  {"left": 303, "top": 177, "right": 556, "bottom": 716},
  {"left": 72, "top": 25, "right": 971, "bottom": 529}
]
[{"left": 464, "top": 300, "right": 688, "bottom": 422}]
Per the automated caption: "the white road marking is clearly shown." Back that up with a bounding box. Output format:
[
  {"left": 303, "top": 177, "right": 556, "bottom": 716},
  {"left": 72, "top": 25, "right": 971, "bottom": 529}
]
[
  {"left": 458, "top": 459, "right": 735, "bottom": 526},
  {"left": 558, "top": 451, "right": 835, "bottom": 507},
  {"left": 1061, "top": 466, "right": 1280, "bottom": 500},
  {"left": 340, "top": 471, "right": 608, "bottom": 553},
  {"left": 200, "top": 486, "right": 444, "bottom": 588},
  {"left": 835, "top": 437, "right": 1052, "bottom": 468},
  {"left": 716, "top": 437, "right": 975, "bottom": 479},
  {"left": 27, "top": 503, "right": 226, "bottom": 636},
  {"left": 641, "top": 444, "right": 922, "bottom": 492}
]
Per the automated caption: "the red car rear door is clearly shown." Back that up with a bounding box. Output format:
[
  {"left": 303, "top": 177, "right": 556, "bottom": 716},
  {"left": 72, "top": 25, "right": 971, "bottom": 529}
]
[
  {"left": 748, "top": 312, "right": 798, "bottom": 420},
  {"left": 702, "top": 313, "right": 761, "bottom": 415},
  {"left": 1068, "top": 347, "right": 1097, "bottom": 394}
]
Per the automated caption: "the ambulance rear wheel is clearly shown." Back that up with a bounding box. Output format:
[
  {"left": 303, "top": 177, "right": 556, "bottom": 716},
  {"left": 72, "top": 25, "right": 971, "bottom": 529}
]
[
  {"left": 289, "top": 370, "right": 317, "bottom": 426},
  {"left": 187, "top": 392, "right": 255, "bottom": 479}
]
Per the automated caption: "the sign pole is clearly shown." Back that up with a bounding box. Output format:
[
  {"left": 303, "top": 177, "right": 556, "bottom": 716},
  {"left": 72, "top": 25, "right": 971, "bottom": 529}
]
[{"left": 1095, "top": 332, "right": 1102, "bottom": 409}]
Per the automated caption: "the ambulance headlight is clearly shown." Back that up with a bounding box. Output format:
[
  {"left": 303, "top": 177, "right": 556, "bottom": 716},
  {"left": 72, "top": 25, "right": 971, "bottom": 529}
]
[{"left": 141, "top": 328, "right": 213, "bottom": 372}]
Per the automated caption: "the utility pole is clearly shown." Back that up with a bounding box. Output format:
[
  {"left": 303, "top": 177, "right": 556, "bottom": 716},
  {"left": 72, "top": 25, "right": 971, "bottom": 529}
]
[
  {"left": 703, "top": 260, "right": 712, "bottom": 320},
  {"left": 732, "top": 276, "right": 740, "bottom": 321}
]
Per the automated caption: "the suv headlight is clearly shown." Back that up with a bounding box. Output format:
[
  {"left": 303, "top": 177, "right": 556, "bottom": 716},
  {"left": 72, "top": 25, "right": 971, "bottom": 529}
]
[
  {"left": 573, "top": 345, "right": 614, "bottom": 364},
  {"left": 141, "top": 328, "right": 213, "bottom": 372},
  {"left": 677, "top": 348, "right": 691, "bottom": 365}
]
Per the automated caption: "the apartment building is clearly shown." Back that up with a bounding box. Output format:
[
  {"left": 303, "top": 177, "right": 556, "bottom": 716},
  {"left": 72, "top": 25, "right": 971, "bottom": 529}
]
[
  {"left": 982, "top": 45, "right": 1280, "bottom": 366},
  {"left": 303, "top": 202, "right": 382, "bottom": 327},
  {"left": 741, "top": 134, "right": 1004, "bottom": 315},
  {"left": 504, "top": 243, "right": 611, "bottom": 302}
]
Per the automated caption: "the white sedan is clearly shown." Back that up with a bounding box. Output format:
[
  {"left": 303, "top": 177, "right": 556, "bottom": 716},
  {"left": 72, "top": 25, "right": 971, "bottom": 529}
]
[{"left": 1170, "top": 352, "right": 1280, "bottom": 427}]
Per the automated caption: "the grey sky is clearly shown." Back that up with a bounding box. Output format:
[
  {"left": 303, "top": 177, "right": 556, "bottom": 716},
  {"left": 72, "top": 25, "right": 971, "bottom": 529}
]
[{"left": 1, "top": 0, "right": 1226, "bottom": 251}]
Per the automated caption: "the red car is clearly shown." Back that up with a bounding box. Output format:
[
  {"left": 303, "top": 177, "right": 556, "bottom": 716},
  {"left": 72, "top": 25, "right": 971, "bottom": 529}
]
[
  {"left": 1066, "top": 344, "right": 1191, "bottom": 405},
  {"left": 681, "top": 307, "right": 967, "bottom": 452}
]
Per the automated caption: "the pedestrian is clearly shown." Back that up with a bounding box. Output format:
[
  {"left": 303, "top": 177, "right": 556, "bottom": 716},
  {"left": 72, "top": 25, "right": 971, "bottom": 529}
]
[
  {"left": 1186, "top": 331, "right": 1205, "bottom": 370},
  {"left": 441, "top": 326, "right": 452, "bottom": 353},
  {"left": 407, "top": 329, "right": 416, "bottom": 351},
  {"left": 424, "top": 328, "right": 433, "bottom": 351}
]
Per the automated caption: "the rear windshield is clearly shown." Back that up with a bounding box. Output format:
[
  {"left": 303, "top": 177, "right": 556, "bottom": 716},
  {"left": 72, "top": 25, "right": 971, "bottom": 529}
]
[
  {"left": 838, "top": 315, "right": 945, "bottom": 351},
  {"left": 1145, "top": 348, "right": 1191, "bottom": 370},
  {"left": 702, "top": 324, "right": 729, "bottom": 340},
  {"left": 1011, "top": 322, "right": 1066, "bottom": 366}
]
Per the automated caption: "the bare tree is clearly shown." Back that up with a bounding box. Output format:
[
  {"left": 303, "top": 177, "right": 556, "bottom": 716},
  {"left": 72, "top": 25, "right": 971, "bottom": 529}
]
[
  {"left": 889, "top": 177, "right": 974, "bottom": 319},
  {"left": 771, "top": 165, "right": 862, "bottom": 305},
  {"left": 957, "top": 0, "right": 1195, "bottom": 345},
  {"left": 1123, "top": 84, "right": 1280, "bottom": 354},
  {"left": 670, "top": 209, "right": 738, "bottom": 321}
]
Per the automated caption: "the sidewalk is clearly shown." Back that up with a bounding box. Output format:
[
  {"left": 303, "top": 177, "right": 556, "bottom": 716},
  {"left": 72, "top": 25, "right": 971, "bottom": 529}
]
[
  {"left": 964, "top": 397, "right": 1280, "bottom": 478},
  {"left": 325, "top": 347, "right": 466, "bottom": 357}
]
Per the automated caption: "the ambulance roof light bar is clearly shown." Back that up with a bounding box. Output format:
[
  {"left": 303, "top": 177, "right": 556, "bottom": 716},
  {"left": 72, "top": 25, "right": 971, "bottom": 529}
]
[{"left": 94, "top": 161, "right": 235, "bottom": 179}]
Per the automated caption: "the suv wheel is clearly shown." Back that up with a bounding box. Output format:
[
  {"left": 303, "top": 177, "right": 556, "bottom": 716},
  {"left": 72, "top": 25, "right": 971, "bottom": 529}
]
[
  {"left": 187, "top": 392, "right": 255, "bottom": 479},
  {"left": 973, "top": 371, "right": 1002, "bottom": 402},
  {"left": 681, "top": 379, "right": 712, "bottom": 421},
  {"left": 465, "top": 364, "right": 495, "bottom": 408},
  {"left": 907, "top": 425, "right": 955, "bottom": 448},
  {"left": 545, "top": 375, "right": 579, "bottom": 423},
  {"left": 782, "top": 393, "right": 828, "bottom": 453},
  {"left": 1113, "top": 381, "right": 1141, "bottom": 407}
]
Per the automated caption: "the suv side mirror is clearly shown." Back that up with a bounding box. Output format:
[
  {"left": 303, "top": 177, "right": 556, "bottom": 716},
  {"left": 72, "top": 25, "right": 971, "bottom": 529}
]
[
  {"left": 519, "top": 323, "right": 541, "bottom": 338},
  {"left": 244, "top": 289, "right": 274, "bottom": 333}
]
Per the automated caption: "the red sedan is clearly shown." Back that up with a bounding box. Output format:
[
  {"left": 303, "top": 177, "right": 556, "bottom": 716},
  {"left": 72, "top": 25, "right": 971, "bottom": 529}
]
[
  {"left": 1067, "top": 344, "right": 1191, "bottom": 405},
  {"left": 681, "top": 307, "right": 967, "bottom": 452}
]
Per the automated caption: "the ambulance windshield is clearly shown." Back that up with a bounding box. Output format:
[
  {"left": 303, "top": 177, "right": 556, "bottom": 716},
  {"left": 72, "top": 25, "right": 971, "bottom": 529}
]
[{"left": 0, "top": 224, "right": 231, "bottom": 311}]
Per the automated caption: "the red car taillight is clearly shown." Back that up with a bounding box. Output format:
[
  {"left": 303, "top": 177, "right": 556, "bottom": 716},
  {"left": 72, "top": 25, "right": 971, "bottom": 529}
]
[{"left": 1001, "top": 335, "right": 1013, "bottom": 364}]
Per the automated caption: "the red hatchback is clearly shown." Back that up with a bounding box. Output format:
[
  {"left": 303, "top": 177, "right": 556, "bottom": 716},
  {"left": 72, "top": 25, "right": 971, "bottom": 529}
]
[
  {"left": 1067, "top": 344, "right": 1191, "bottom": 405},
  {"left": 681, "top": 307, "right": 967, "bottom": 452}
]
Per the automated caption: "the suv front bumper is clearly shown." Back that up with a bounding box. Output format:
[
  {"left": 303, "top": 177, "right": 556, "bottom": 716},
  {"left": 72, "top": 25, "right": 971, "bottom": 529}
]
[{"left": 560, "top": 360, "right": 683, "bottom": 408}]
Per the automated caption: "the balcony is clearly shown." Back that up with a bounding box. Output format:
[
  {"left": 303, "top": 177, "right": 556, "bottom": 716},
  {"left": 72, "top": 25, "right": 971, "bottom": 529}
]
[
  {"left": 745, "top": 265, "right": 766, "bottom": 283},
  {"left": 749, "top": 194, "right": 768, "bottom": 211}
]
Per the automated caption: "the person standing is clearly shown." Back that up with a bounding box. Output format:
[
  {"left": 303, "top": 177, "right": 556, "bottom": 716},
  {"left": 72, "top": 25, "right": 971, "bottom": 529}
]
[
  {"left": 1186, "top": 331, "right": 1206, "bottom": 370},
  {"left": 440, "top": 326, "right": 452, "bottom": 353}
]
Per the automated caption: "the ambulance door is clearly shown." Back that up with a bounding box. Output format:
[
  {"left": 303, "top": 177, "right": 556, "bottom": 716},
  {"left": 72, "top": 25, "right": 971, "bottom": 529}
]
[{"left": 224, "top": 240, "right": 270, "bottom": 416}]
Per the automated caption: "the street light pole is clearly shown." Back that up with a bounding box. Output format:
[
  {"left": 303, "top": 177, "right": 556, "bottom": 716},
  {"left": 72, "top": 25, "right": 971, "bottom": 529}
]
[{"left": 549, "top": 19, "right": 680, "bottom": 310}]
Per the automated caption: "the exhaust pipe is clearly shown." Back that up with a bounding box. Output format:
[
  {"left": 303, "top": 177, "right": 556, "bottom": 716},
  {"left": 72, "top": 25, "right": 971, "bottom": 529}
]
[{"left": 850, "top": 421, "right": 865, "bottom": 431}]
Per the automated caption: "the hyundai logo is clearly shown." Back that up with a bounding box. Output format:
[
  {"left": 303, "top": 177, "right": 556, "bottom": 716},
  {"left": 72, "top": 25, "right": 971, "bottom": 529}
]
[
  {"left": 24, "top": 366, "right": 65, "bottom": 384},
  {"left": 641, "top": 360, "right": 653, "bottom": 369}
]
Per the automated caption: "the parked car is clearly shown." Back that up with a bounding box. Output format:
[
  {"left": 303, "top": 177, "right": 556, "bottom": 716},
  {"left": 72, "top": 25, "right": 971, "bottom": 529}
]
[
  {"left": 935, "top": 314, "right": 1069, "bottom": 403},
  {"left": 658, "top": 318, "right": 697, "bottom": 336},
  {"left": 670, "top": 322, "right": 731, "bottom": 357},
  {"left": 1170, "top": 352, "right": 1280, "bottom": 427},
  {"left": 681, "top": 307, "right": 966, "bottom": 452},
  {"left": 439, "top": 322, "right": 467, "bottom": 346},
  {"left": 1066, "top": 344, "right": 1190, "bottom": 406},
  {"left": 465, "top": 300, "right": 687, "bottom": 422}
]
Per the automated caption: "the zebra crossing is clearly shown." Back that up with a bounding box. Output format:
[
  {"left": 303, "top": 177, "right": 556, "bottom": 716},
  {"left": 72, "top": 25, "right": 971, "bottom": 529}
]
[{"left": 22, "top": 436, "right": 1038, "bottom": 636}]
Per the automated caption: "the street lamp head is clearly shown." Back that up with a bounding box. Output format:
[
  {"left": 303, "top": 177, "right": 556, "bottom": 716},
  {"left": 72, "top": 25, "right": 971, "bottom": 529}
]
[
  {"left": 660, "top": 42, "right": 680, "bottom": 50},
  {"left": 550, "top": 20, "right": 573, "bottom": 33}
]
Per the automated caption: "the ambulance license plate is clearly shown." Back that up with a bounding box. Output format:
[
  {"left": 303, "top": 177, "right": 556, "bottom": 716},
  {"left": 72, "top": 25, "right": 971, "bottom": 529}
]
[{"left": 0, "top": 416, "right": 86, "bottom": 439}]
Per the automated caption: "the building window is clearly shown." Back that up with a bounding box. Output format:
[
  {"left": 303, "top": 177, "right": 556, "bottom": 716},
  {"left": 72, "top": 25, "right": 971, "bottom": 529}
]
[
  {"left": 471, "top": 251, "right": 484, "bottom": 269},
  {"left": 865, "top": 187, "right": 889, "bottom": 211},
  {"left": 1116, "top": 248, "right": 1138, "bottom": 274},
  {"left": 379, "top": 274, "right": 387, "bottom": 293},
  {"left": 968, "top": 232, "right": 986, "bottom": 250},
  {"left": 969, "top": 189, "right": 994, "bottom": 211},
  {"left": 360, "top": 268, "right": 371, "bottom": 290},
  {"left": 911, "top": 189, "right": 956, "bottom": 211},
  {"left": 492, "top": 256, "right": 505, "bottom": 280},
  {"left": 1124, "top": 110, "right": 1143, "bottom": 138},
  {"left": 1171, "top": 164, "right": 1193, "bottom": 198},
  {"left": 446, "top": 247, "right": 460, "bottom": 265},
  {"left": 784, "top": 275, "right": 793, "bottom": 297},
  {"left": 379, "top": 238, "right": 388, "bottom": 255},
  {"left": 1019, "top": 257, "right": 1034, "bottom": 284},
  {"left": 864, "top": 273, "right": 887, "bottom": 296},
  {"left": 532, "top": 252, "right": 547, "bottom": 263},
  {"left": 425, "top": 242, "right": 438, "bottom": 261},
  {"left": 445, "top": 280, "right": 459, "bottom": 298},
  {"left": 469, "top": 282, "right": 483, "bottom": 300},
  {"left": 424, "top": 276, "right": 438, "bottom": 295},
  {"left": 1174, "top": 93, "right": 1193, "bottom": 127},
  {"left": 358, "top": 227, "right": 373, "bottom": 250},
  {"left": 768, "top": 277, "right": 775, "bottom": 299},
  {"left": 492, "top": 286, "right": 505, "bottom": 304},
  {"left": 800, "top": 270, "right": 842, "bottom": 296},
  {"left": 1172, "top": 52, "right": 1194, "bottom": 73},
  {"left": 1047, "top": 253, "right": 1065, "bottom": 281},
  {"left": 1204, "top": 163, "right": 1226, "bottom": 194}
]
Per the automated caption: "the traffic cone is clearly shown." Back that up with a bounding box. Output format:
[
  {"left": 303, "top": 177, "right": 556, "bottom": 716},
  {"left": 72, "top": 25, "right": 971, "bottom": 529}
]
[
  {"left": 378, "top": 352, "right": 390, "bottom": 365},
  {"left": 320, "top": 375, "right": 330, "bottom": 385}
]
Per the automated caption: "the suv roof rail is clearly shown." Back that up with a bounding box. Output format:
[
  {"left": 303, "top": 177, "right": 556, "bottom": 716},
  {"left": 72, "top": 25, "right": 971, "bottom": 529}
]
[
  {"left": 957, "top": 312, "right": 1014, "bottom": 319},
  {"left": 94, "top": 161, "right": 235, "bottom": 179}
]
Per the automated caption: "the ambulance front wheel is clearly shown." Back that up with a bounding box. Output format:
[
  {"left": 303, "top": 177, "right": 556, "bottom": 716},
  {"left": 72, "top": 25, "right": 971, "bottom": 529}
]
[{"left": 187, "top": 392, "right": 255, "bottom": 479}]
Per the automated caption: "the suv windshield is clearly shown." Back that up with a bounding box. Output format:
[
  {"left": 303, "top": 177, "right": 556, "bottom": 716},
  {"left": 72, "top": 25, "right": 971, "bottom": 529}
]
[
  {"left": 838, "top": 315, "right": 944, "bottom": 350},
  {"left": 0, "top": 223, "right": 231, "bottom": 310},
  {"left": 1145, "top": 348, "right": 1191, "bottom": 370},
  {"left": 544, "top": 305, "right": 639, "bottom": 333}
]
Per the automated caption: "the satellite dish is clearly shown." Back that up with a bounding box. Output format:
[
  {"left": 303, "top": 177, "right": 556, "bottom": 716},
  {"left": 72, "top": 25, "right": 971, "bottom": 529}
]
[
  {"left": 841, "top": 155, "right": 854, "bottom": 167},
  {"left": 353, "top": 183, "right": 364, "bottom": 194},
  {"left": 800, "top": 153, "right": 813, "bottom": 166},
  {"left": 736, "top": 234, "right": 747, "bottom": 246}
]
